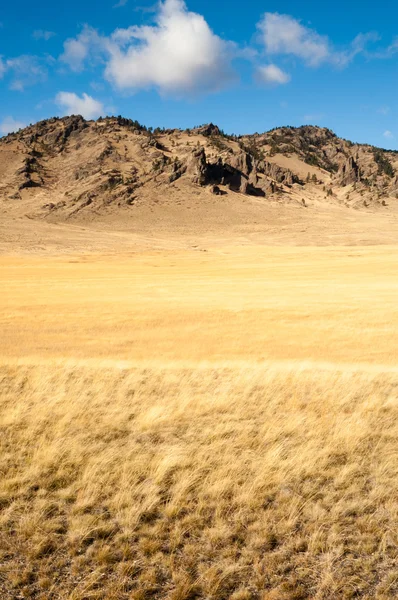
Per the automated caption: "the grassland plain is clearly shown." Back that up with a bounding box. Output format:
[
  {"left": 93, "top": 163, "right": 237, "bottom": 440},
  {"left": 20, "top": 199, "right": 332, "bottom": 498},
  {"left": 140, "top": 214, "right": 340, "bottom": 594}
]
[
  {"left": 1, "top": 246, "right": 398, "bottom": 599},
  {"left": 2, "top": 246, "right": 398, "bottom": 364}
]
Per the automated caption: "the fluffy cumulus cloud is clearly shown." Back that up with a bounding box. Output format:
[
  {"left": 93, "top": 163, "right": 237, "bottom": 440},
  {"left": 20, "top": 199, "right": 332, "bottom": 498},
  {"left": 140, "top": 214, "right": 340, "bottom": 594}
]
[
  {"left": 256, "top": 64, "right": 290, "bottom": 85},
  {"left": 105, "top": 0, "right": 235, "bottom": 94},
  {"left": 383, "top": 130, "right": 394, "bottom": 139},
  {"left": 55, "top": 92, "right": 105, "bottom": 119},
  {"left": 0, "top": 116, "right": 26, "bottom": 135},
  {"left": 60, "top": 0, "right": 235, "bottom": 95}
]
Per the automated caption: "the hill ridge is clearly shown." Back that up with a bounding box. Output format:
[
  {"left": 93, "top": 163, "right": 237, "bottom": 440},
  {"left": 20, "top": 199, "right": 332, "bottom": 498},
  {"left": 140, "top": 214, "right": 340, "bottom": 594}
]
[{"left": 1, "top": 115, "right": 398, "bottom": 229}]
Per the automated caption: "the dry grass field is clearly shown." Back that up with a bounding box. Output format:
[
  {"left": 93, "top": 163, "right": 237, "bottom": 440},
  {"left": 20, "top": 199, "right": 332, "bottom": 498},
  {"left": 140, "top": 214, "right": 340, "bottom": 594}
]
[
  {"left": 1, "top": 246, "right": 398, "bottom": 599},
  {"left": 2, "top": 246, "right": 398, "bottom": 365}
]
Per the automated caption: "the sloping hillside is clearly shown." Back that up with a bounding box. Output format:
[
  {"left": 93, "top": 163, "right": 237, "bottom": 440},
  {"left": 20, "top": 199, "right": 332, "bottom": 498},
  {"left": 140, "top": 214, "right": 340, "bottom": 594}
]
[
  {"left": 1, "top": 117, "right": 398, "bottom": 252},
  {"left": 1, "top": 117, "right": 398, "bottom": 219}
]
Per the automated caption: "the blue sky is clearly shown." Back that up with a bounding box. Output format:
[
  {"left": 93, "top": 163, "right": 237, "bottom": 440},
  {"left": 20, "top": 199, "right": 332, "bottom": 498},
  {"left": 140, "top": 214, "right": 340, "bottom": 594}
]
[{"left": 0, "top": 0, "right": 397, "bottom": 148}]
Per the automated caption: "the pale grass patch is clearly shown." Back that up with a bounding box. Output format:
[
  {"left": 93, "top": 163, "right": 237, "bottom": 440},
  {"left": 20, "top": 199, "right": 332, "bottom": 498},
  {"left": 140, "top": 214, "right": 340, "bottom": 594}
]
[{"left": 1, "top": 362, "right": 398, "bottom": 598}]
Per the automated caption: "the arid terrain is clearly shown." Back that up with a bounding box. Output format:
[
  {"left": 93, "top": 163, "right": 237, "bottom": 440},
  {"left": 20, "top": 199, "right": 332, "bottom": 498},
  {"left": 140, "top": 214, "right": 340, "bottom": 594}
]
[
  {"left": 2, "top": 246, "right": 398, "bottom": 365},
  {"left": 1, "top": 118, "right": 398, "bottom": 599},
  {"left": 1, "top": 116, "right": 398, "bottom": 254}
]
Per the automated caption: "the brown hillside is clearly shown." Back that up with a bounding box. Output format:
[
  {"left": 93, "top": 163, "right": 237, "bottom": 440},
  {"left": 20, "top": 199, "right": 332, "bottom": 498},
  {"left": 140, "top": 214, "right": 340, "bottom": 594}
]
[{"left": 1, "top": 116, "right": 398, "bottom": 251}]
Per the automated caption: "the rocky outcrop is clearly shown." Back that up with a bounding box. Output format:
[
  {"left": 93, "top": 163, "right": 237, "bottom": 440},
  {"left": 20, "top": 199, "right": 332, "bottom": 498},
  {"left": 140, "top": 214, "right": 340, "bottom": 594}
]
[
  {"left": 256, "top": 160, "right": 301, "bottom": 188},
  {"left": 209, "top": 184, "right": 225, "bottom": 195},
  {"left": 193, "top": 123, "right": 222, "bottom": 137},
  {"left": 186, "top": 147, "right": 210, "bottom": 185},
  {"left": 228, "top": 152, "right": 254, "bottom": 176},
  {"left": 185, "top": 148, "right": 266, "bottom": 196},
  {"left": 337, "top": 156, "right": 361, "bottom": 186},
  {"left": 22, "top": 116, "right": 88, "bottom": 154}
]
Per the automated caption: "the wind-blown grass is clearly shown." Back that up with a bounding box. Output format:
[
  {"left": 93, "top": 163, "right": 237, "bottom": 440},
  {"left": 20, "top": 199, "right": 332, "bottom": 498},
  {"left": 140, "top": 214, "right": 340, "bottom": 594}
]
[{"left": 1, "top": 361, "right": 398, "bottom": 599}]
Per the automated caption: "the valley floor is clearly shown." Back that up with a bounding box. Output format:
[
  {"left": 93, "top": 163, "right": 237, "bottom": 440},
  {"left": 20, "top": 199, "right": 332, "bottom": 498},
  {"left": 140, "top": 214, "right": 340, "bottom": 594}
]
[
  {"left": 1, "top": 244, "right": 398, "bottom": 598},
  {"left": 2, "top": 245, "right": 398, "bottom": 365}
]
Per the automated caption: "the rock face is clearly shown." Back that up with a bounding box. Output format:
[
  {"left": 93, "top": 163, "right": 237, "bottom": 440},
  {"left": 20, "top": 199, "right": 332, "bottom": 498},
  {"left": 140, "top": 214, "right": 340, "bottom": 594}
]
[
  {"left": 228, "top": 152, "right": 254, "bottom": 176},
  {"left": 186, "top": 147, "right": 209, "bottom": 185},
  {"left": 192, "top": 123, "right": 221, "bottom": 137},
  {"left": 181, "top": 147, "right": 300, "bottom": 198},
  {"left": 260, "top": 162, "right": 300, "bottom": 187},
  {"left": 25, "top": 116, "right": 88, "bottom": 153},
  {"left": 337, "top": 156, "right": 361, "bottom": 186},
  {"left": 184, "top": 149, "right": 266, "bottom": 196}
]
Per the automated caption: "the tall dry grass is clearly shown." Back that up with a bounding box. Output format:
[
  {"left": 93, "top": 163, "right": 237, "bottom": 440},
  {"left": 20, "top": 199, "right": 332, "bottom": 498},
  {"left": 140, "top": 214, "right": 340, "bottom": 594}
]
[{"left": 1, "top": 361, "right": 398, "bottom": 599}]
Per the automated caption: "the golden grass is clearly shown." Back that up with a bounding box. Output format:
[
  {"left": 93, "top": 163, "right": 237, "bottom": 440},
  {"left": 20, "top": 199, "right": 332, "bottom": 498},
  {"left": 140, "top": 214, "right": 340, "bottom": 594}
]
[
  {"left": 2, "top": 246, "right": 398, "bottom": 598},
  {"left": 1, "top": 362, "right": 398, "bottom": 599},
  {"left": 2, "top": 246, "right": 398, "bottom": 364}
]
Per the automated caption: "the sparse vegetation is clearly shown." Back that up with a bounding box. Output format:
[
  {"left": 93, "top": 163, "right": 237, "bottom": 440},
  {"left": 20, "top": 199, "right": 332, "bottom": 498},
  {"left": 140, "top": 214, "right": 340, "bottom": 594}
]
[
  {"left": 238, "top": 140, "right": 265, "bottom": 161},
  {"left": 114, "top": 116, "right": 149, "bottom": 132},
  {"left": 373, "top": 150, "right": 395, "bottom": 178},
  {"left": 304, "top": 153, "right": 322, "bottom": 168},
  {"left": 152, "top": 154, "right": 171, "bottom": 173},
  {"left": 209, "top": 135, "right": 229, "bottom": 152}
]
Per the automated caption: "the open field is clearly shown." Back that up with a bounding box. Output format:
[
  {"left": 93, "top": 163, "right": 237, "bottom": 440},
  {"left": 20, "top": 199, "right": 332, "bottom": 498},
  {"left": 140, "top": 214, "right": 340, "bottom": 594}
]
[
  {"left": 2, "top": 245, "right": 398, "bottom": 365},
  {"left": 1, "top": 246, "right": 398, "bottom": 598}
]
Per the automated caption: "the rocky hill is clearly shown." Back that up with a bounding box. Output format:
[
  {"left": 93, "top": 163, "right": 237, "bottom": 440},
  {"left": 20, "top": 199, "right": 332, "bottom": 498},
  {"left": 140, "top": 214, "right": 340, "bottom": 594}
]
[{"left": 1, "top": 116, "right": 398, "bottom": 225}]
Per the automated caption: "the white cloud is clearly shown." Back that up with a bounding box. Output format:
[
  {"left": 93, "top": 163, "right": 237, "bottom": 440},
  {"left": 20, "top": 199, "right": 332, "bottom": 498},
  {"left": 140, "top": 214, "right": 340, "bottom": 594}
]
[
  {"left": 385, "top": 38, "right": 398, "bottom": 56},
  {"left": 60, "top": 0, "right": 236, "bottom": 95},
  {"left": 6, "top": 55, "right": 47, "bottom": 90},
  {"left": 61, "top": 37, "right": 88, "bottom": 71},
  {"left": 372, "top": 37, "right": 398, "bottom": 59},
  {"left": 55, "top": 91, "right": 105, "bottom": 119},
  {"left": 256, "top": 64, "right": 290, "bottom": 85},
  {"left": 33, "top": 30, "right": 56, "bottom": 41},
  {"left": 106, "top": 0, "right": 235, "bottom": 94},
  {"left": 257, "top": 13, "right": 377, "bottom": 69},
  {"left": 0, "top": 116, "right": 26, "bottom": 136},
  {"left": 58, "top": 5, "right": 385, "bottom": 99},
  {"left": 378, "top": 106, "right": 390, "bottom": 115},
  {"left": 258, "top": 13, "right": 330, "bottom": 67},
  {"left": 383, "top": 130, "right": 394, "bottom": 139},
  {"left": 0, "top": 57, "right": 5, "bottom": 78},
  {"left": 113, "top": 0, "right": 128, "bottom": 7},
  {"left": 60, "top": 26, "right": 104, "bottom": 72},
  {"left": 334, "top": 32, "right": 380, "bottom": 67}
]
